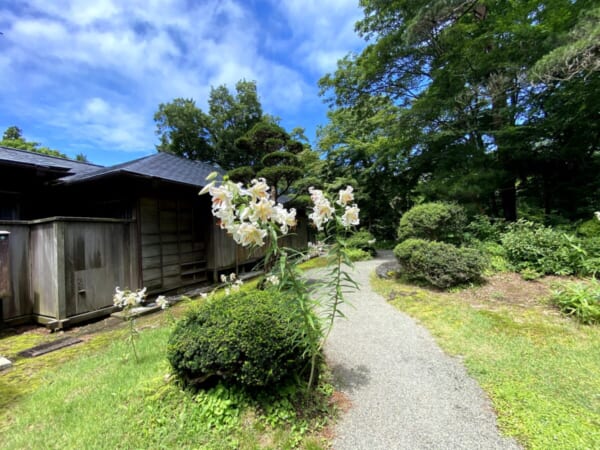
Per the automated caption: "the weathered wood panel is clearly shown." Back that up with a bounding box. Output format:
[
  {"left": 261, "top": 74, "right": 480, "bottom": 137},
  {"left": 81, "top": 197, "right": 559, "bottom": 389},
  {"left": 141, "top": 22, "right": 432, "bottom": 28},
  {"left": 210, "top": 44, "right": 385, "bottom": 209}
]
[
  {"left": 0, "top": 223, "right": 32, "bottom": 321},
  {"left": 63, "top": 220, "right": 136, "bottom": 317},
  {"left": 207, "top": 216, "right": 309, "bottom": 275},
  {"left": 30, "top": 223, "right": 59, "bottom": 318},
  {"left": 139, "top": 197, "right": 208, "bottom": 292}
]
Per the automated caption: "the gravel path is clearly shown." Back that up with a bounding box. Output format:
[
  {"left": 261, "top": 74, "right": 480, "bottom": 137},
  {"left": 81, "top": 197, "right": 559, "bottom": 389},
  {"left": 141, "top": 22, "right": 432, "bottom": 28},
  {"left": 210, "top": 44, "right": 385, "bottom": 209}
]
[{"left": 314, "top": 251, "right": 521, "bottom": 450}]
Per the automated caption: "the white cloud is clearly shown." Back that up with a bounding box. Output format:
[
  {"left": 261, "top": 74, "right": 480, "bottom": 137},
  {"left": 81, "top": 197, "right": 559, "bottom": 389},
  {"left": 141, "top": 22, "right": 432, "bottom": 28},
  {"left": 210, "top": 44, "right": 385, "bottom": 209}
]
[
  {"left": 271, "top": 0, "right": 364, "bottom": 74},
  {"left": 0, "top": 0, "right": 364, "bottom": 158}
]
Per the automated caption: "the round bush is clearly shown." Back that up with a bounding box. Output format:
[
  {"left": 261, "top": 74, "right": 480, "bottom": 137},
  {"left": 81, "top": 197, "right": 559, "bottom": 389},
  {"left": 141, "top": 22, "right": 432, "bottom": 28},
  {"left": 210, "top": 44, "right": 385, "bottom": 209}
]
[
  {"left": 345, "top": 230, "right": 377, "bottom": 256},
  {"left": 393, "top": 238, "right": 429, "bottom": 261},
  {"left": 397, "top": 202, "right": 467, "bottom": 244},
  {"left": 167, "top": 290, "right": 311, "bottom": 388},
  {"left": 394, "top": 239, "right": 486, "bottom": 289}
]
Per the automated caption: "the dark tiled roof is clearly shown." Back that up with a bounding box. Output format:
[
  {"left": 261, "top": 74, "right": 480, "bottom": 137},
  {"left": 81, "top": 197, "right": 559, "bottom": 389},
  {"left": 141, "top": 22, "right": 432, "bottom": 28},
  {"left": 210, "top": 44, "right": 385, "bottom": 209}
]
[
  {"left": 61, "top": 152, "right": 223, "bottom": 188},
  {"left": 0, "top": 146, "right": 101, "bottom": 176},
  {"left": 0, "top": 146, "right": 222, "bottom": 188}
]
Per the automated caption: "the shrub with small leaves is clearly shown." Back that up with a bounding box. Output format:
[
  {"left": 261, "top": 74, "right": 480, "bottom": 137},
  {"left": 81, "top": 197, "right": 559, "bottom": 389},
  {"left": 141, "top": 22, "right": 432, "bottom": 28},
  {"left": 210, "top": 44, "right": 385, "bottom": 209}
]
[
  {"left": 394, "top": 239, "right": 486, "bottom": 289},
  {"left": 345, "top": 248, "right": 372, "bottom": 261},
  {"left": 552, "top": 279, "right": 600, "bottom": 324},
  {"left": 473, "top": 241, "right": 513, "bottom": 273},
  {"left": 167, "top": 290, "right": 312, "bottom": 388},
  {"left": 345, "top": 230, "right": 377, "bottom": 256},
  {"left": 464, "top": 215, "right": 507, "bottom": 243},
  {"left": 501, "top": 220, "right": 581, "bottom": 275},
  {"left": 577, "top": 218, "right": 600, "bottom": 238},
  {"left": 397, "top": 202, "right": 467, "bottom": 244}
]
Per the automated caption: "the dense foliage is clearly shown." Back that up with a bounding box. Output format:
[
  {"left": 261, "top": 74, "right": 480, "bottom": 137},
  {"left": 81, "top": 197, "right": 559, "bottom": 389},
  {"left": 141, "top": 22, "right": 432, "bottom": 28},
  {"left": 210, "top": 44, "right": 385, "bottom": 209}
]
[
  {"left": 345, "top": 229, "right": 377, "bottom": 256},
  {"left": 397, "top": 202, "right": 467, "bottom": 244},
  {"left": 154, "top": 80, "right": 263, "bottom": 169},
  {"left": 1, "top": 126, "right": 69, "bottom": 159},
  {"left": 577, "top": 218, "right": 600, "bottom": 238},
  {"left": 167, "top": 290, "right": 311, "bottom": 388},
  {"left": 501, "top": 220, "right": 584, "bottom": 276},
  {"left": 552, "top": 279, "right": 600, "bottom": 324},
  {"left": 394, "top": 238, "right": 486, "bottom": 289},
  {"left": 319, "top": 0, "right": 599, "bottom": 226}
]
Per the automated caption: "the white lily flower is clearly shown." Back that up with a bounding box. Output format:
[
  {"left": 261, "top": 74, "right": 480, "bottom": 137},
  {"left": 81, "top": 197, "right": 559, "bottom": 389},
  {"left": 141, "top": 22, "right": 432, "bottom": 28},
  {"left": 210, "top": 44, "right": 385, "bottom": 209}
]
[
  {"left": 336, "top": 186, "right": 354, "bottom": 206},
  {"left": 247, "top": 178, "right": 270, "bottom": 201},
  {"left": 341, "top": 204, "right": 360, "bottom": 228}
]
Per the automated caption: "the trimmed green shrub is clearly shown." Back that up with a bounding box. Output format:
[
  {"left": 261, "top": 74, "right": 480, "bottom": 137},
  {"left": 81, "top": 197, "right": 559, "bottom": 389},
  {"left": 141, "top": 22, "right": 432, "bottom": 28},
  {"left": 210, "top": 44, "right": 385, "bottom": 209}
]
[
  {"left": 393, "top": 238, "right": 428, "bottom": 261},
  {"left": 167, "top": 290, "right": 311, "bottom": 388},
  {"left": 345, "top": 230, "right": 377, "bottom": 256},
  {"left": 394, "top": 239, "right": 486, "bottom": 289},
  {"left": 346, "top": 248, "right": 372, "bottom": 261},
  {"left": 397, "top": 202, "right": 467, "bottom": 244},
  {"left": 501, "top": 220, "right": 580, "bottom": 275},
  {"left": 552, "top": 279, "right": 600, "bottom": 325}
]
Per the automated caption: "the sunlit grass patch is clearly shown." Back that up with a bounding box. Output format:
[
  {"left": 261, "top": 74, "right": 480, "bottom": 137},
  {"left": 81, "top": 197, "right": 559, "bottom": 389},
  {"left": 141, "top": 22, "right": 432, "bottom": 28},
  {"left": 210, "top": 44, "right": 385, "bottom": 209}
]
[
  {"left": 372, "top": 275, "right": 600, "bottom": 449},
  {"left": 0, "top": 294, "right": 333, "bottom": 450}
]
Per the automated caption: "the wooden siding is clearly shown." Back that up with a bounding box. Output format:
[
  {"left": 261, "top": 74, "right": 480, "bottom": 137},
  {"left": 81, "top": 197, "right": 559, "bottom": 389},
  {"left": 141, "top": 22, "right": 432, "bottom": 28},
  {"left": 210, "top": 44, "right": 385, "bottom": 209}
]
[
  {"left": 139, "top": 198, "right": 209, "bottom": 292},
  {"left": 0, "top": 223, "right": 32, "bottom": 320},
  {"left": 63, "top": 220, "right": 137, "bottom": 317},
  {"left": 0, "top": 218, "right": 138, "bottom": 324},
  {"left": 207, "top": 216, "right": 310, "bottom": 276},
  {"left": 29, "top": 222, "right": 60, "bottom": 319}
]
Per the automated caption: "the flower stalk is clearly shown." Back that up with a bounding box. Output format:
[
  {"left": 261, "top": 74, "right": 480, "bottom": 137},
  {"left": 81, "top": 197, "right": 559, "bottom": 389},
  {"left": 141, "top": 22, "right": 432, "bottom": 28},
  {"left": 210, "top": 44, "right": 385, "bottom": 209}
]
[{"left": 202, "top": 174, "right": 360, "bottom": 390}]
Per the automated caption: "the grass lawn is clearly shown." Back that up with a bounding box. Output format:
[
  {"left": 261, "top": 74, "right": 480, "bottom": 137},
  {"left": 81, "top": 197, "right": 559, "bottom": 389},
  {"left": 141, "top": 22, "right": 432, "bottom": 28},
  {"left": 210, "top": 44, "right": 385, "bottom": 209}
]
[
  {"left": 0, "top": 293, "right": 334, "bottom": 450},
  {"left": 372, "top": 272, "right": 600, "bottom": 449}
]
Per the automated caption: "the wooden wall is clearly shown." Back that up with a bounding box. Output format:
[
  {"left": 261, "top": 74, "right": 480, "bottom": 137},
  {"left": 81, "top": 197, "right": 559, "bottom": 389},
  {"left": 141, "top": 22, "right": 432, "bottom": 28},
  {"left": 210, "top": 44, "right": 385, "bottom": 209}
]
[
  {"left": 29, "top": 222, "right": 59, "bottom": 319},
  {"left": 207, "top": 216, "right": 310, "bottom": 277},
  {"left": 0, "top": 218, "right": 138, "bottom": 325},
  {"left": 0, "top": 222, "right": 32, "bottom": 321},
  {"left": 139, "top": 197, "right": 209, "bottom": 293},
  {"left": 63, "top": 219, "right": 138, "bottom": 318}
]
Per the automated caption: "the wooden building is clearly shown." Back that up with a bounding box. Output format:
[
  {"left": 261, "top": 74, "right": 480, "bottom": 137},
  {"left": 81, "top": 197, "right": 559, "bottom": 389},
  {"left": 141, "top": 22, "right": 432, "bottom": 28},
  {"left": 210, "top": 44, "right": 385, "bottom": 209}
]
[{"left": 0, "top": 146, "right": 308, "bottom": 329}]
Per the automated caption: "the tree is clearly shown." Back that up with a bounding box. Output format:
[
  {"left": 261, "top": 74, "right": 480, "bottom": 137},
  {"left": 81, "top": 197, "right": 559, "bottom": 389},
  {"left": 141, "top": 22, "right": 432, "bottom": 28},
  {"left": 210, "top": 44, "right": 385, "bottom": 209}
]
[
  {"left": 154, "top": 98, "right": 214, "bottom": 162},
  {"left": 531, "top": 6, "right": 600, "bottom": 83},
  {"left": 320, "top": 0, "right": 599, "bottom": 221},
  {"left": 208, "top": 80, "right": 263, "bottom": 169},
  {"left": 153, "top": 80, "right": 263, "bottom": 169},
  {"left": 317, "top": 96, "right": 411, "bottom": 238},
  {"left": 3, "top": 126, "right": 22, "bottom": 141},
  {"left": 228, "top": 119, "right": 304, "bottom": 202},
  {"left": 1, "top": 126, "right": 68, "bottom": 159}
]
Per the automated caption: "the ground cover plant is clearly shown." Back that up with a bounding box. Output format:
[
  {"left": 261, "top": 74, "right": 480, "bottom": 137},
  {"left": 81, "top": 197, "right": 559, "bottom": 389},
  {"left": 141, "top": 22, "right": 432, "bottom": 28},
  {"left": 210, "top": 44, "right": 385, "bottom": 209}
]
[
  {"left": 0, "top": 295, "right": 335, "bottom": 450},
  {"left": 372, "top": 273, "right": 600, "bottom": 449},
  {"left": 551, "top": 278, "right": 600, "bottom": 325}
]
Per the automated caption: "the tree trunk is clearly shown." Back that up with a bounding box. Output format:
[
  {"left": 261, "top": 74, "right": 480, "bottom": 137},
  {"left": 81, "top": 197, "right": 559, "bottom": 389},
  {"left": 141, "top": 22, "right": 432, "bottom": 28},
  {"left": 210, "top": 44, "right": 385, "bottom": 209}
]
[{"left": 499, "top": 179, "right": 517, "bottom": 221}]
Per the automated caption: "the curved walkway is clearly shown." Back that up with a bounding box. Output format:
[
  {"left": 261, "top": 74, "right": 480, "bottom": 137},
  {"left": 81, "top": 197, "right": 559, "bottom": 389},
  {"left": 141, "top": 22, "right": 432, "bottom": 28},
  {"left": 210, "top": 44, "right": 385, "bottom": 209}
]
[{"left": 314, "top": 251, "right": 521, "bottom": 450}]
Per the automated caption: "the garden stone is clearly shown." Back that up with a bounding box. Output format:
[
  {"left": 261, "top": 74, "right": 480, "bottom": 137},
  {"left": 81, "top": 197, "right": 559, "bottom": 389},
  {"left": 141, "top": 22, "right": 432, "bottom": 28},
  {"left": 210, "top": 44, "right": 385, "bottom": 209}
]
[{"left": 0, "top": 356, "right": 12, "bottom": 371}]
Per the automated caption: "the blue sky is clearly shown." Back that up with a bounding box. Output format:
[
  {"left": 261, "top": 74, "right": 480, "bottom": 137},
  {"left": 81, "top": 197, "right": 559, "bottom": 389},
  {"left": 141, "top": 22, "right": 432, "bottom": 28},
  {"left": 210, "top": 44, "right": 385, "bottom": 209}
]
[{"left": 0, "top": 0, "right": 364, "bottom": 166}]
